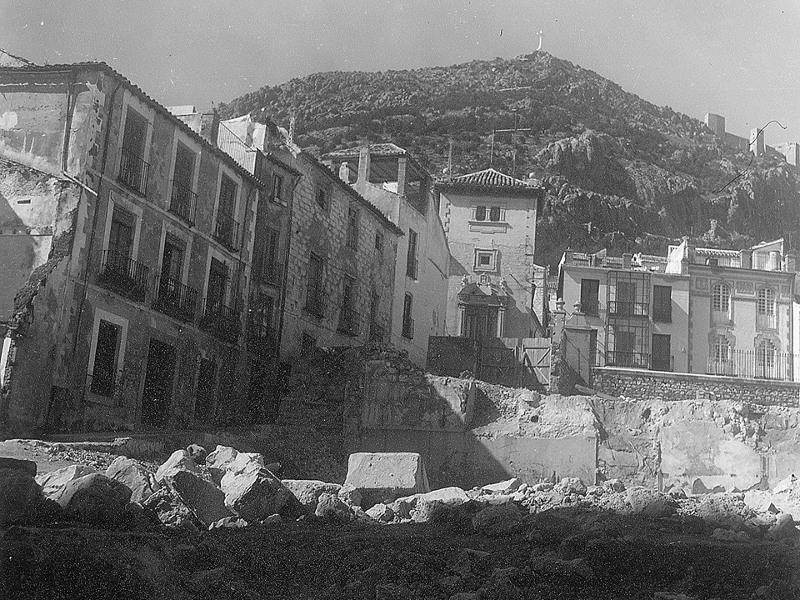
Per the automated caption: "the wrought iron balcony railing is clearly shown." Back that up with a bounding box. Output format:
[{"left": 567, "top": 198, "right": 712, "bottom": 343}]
[
  {"left": 337, "top": 306, "right": 360, "bottom": 336},
  {"left": 263, "top": 261, "right": 283, "bottom": 288},
  {"left": 199, "top": 299, "right": 241, "bottom": 344},
  {"left": 169, "top": 180, "right": 198, "bottom": 225},
  {"left": 707, "top": 350, "right": 798, "bottom": 382},
  {"left": 246, "top": 318, "right": 277, "bottom": 356},
  {"left": 214, "top": 210, "right": 241, "bottom": 252},
  {"left": 605, "top": 351, "right": 650, "bottom": 369},
  {"left": 153, "top": 275, "right": 198, "bottom": 322},
  {"left": 118, "top": 147, "right": 149, "bottom": 195},
  {"left": 581, "top": 300, "right": 599, "bottom": 316},
  {"left": 98, "top": 249, "right": 149, "bottom": 302},
  {"left": 608, "top": 301, "right": 649, "bottom": 318}
]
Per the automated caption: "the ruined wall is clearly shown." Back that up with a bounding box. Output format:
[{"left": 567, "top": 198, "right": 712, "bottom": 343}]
[{"left": 593, "top": 366, "right": 800, "bottom": 407}]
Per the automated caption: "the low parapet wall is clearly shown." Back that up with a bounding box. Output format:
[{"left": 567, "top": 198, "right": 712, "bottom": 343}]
[{"left": 592, "top": 367, "right": 800, "bottom": 407}]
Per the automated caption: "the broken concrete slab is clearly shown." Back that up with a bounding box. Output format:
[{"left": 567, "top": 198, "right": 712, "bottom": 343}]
[
  {"left": 315, "top": 492, "right": 353, "bottom": 523},
  {"left": 141, "top": 487, "right": 201, "bottom": 531},
  {"left": 105, "top": 457, "right": 160, "bottom": 504},
  {"left": 220, "top": 467, "right": 303, "bottom": 522},
  {"left": 481, "top": 478, "right": 523, "bottom": 494},
  {"left": 166, "top": 469, "right": 231, "bottom": 527},
  {"left": 344, "top": 452, "right": 430, "bottom": 508},
  {"left": 54, "top": 472, "right": 132, "bottom": 528},
  {"left": 282, "top": 479, "right": 342, "bottom": 512},
  {"left": 205, "top": 445, "right": 239, "bottom": 483},
  {"left": 36, "top": 464, "right": 97, "bottom": 499},
  {"left": 0, "top": 456, "right": 37, "bottom": 477},
  {"left": 417, "top": 486, "right": 470, "bottom": 506},
  {"left": 366, "top": 502, "right": 395, "bottom": 522},
  {"left": 225, "top": 452, "right": 265, "bottom": 476}
]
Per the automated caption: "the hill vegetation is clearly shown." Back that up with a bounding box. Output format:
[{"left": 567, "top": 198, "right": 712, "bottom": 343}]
[{"left": 219, "top": 52, "right": 800, "bottom": 267}]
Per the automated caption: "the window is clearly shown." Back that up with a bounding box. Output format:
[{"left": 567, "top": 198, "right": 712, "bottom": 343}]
[
  {"left": 580, "top": 279, "right": 600, "bottom": 316},
  {"left": 206, "top": 258, "right": 228, "bottom": 311},
  {"left": 474, "top": 249, "right": 498, "bottom": 272},
  {"left": 402, "top": 293, "right": 414, "bottom": 339},
  {"left": 170, "top": 142, "right": 197, "bottom": 223},
  {"left": 119, "top": 108, "right": 149, "bottom": 194},
  {"left": 406, "top": 229, "right": 418, "bottom": 279},
  {"left": 375, "top": 231, "right": 384, "bottom": 256},
  {"left": 346, "top": 206, "right": 359, "bottom": 250},
  {"left": 108, "top": 208, "right": 135, "bottom": 261},
  {"left": 316, "top": 187, "right": 328, "bottom": 210},
  {"left": 489, "top": 206, "right": 501, "bottom": 222},
  {"left": 215, "top": 175, "right": 239, "bottom": 249},
  {"left": 100, "top": 207, "right": 147, "bottom": 302},
  {"left": 653, "top": 285, "right": 672, "bottom": 323},
  {"left": 306, "top": 253, "right": 325, "bottom": 317},
  {"left": 713, "top": 334, "right": 730, "bottom": 362},
  {"left": 90, "top": 320, "right": 121, "bottom": 396},
  {"left": 161, "top": 236, "right": 184, "bottom": 282},
  {"left": 369, "top": 292, "right": 382, "bottom": 342},
  {"left": 652, "top": 334, "right": 671, "bottom": 372},
  {"left": 757, "top": 288, "right": 776, "bottom": 328},
  {"left": 757, "top": 339, "right": 777, "bottom": 378},
  {"left": 338, "top": 275, "right": 359, "bottom": 336},
  {"left": 262, "top": 228, "right": 281, "bottom": 286},
  {"left": 271, "top": 173, "right": 284, "bottom": 203},
  {"left": 712, "top": 282, "right": 730, "bottom": 313},
  {"left": 475, "top": 205, "right": 486, "bottom": 221}
]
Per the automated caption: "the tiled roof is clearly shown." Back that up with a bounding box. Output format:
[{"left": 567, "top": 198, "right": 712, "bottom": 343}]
[
  {"left": 448, "top": 168, "right": 530, "bottom": 188},
  {"left": 325, "top": 143, "right": 407, "bottom": 158}
]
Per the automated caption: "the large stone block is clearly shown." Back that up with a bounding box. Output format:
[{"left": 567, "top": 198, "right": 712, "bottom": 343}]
[
  {"left": 344, "top": 452, "right": 430, "bottom": 508},
  {"left": 221, "top": 468, "right": 303, "bottom": 522},
  {"left": 105, "top": 457, "right": 160, "bottom": 504},
  {"left": 155, "top": 449, "right": 200, "bottom": 483},
  {"left": 0, "top": 468, "right": 43, "bottom": 525},
  {"left": 55, "top": 472, "right": 132, "bottom": 528},
  {"left": 166, "top": 469, "right": 231, "bottom": 527},
  {"left": 282, "top": 479, "right": 342, "bottom": 512},
  {"left": 36, "top": 464, "right": 97, "bottom": 499}
]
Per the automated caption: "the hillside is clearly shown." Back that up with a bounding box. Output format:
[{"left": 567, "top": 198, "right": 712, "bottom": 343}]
[{"left": 219, "top": 52, "right": 800, "bottom": 267}]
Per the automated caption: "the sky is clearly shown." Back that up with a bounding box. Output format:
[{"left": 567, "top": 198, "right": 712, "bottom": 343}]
[{"left": 3, "top": 0, "right": 800, "bottom": 145}]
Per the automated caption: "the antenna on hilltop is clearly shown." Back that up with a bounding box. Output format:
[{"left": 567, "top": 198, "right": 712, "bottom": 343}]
[{"left": 536, "top": 31, "right": 543, "bottom": 51}]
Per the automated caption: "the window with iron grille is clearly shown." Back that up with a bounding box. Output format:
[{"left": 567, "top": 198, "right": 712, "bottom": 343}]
[
  {"left": 346, "top": 206, "right": 359, "bottom": 250},
  {"left": 474, "top": 205, "right": 486, "bottom": 221},
  {"left": 489, "top": 206, "right": 501, "bottom": 221},
  {"left": 406, "top": 229, "right": 418, "bottom": 279},
  {"left": 316, "top": 187, "right": 328, "bottom": 210},
  {"left": 338, "top": 275, "right": 359, "bottom": 335},
  {"left": 712, "top": 282, "right": 730, "bottom": 313},
  {"left": 218, "top": 174, "right": 237, "bottom": 216},
  {"left": 119, "top": 108, "right": 149, "bottom": 195},
  {"left": 713, "top": 334, "right": 730, "bottom": 362},
  {"left": 261, "top": 228, "right": 281, "bottom": 286},
  {"left": 375, "top": 230, "right": 384, "bottom": 256},
  {"left": 653, "top": 285, "right": 672, "bottom": 322}
]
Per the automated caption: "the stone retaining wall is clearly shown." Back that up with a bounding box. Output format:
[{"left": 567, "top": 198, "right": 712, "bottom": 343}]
[{"left": 592, "top": 367, "right": 800, "bottom": 407}]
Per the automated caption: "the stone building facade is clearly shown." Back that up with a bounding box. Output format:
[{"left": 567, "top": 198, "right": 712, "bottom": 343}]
[
  {"left": 436, "top": 168, "right": 547, "bottom": 341},
  {"left": 322, "top": 143, "right": 450, "bottom": 366},
  {"left": 270, "top": 138, "right": 402, "bottom": 360},
  {"left": 0, "top": 62, "right": 264, "bottom": 434}
]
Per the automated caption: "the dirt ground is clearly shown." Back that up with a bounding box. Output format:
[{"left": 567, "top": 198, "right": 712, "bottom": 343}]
[{"left": 2, "top": 509, "right": 799, "bottom": 600}]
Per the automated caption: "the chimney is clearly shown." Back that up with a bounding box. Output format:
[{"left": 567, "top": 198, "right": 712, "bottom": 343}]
[
  {"left": 358, "top": 146, "right": 371, "bottom": 184},
  {"left": 785, "top": 252, "right": 797, "bottom": 273},
  {"left": 338, "top": 161, "right": 350, "bottom": 183},
  {"left": 200, "top": 111, "right": 220, "bottom": 146},
  {"left": 396, "top": 157, "right": 407, "bottom": 196},
  {"left": 740, "top": 248, "right": 753, "bottom": 269}
]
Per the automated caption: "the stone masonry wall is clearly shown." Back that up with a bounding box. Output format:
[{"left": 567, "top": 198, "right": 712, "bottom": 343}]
[{"left": 593, "top": 367, "right": 800, "bottom": 408}]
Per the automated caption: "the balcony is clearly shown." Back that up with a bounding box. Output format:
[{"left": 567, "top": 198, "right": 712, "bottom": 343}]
[
  {"left": 98, "top": 250, "right": 149, "bottom": 302},
  {"left": 581, "top": 300, "right": 599, "bottom": 316},
  {"left": 247, "top": 319, "right": 277, "bottom": 357},
  {"left": 608, "top": 301, "right": 649, "bottom": 318},
  {"left": 214, "top": 210, "right": 240, "bottom": 252},
  {"left": 153, "top": 276, "right": 198, "bottom": 322},
  {"left": 305, "top": 285, "right": 325, "bottom": 318},
  {"left": 756, "top": 312, "right": 777, "bottom": 330},
  {"left": 707, "top": 350, "right": 797, "bottom": 381},
  {"left": 337, "top": 306, "right": 360, "bottom": 336},
  {"left": 169, "top": 180, "right": 198, "bottom": 225},
  {"left": 199, "top": 300, "right": 241, "bottom": 344},
  {"left": 118, "top": 147, "right": 149, "bottom": 196},
  {"left": 263, "top": 261, "right": 283, "bottom": 288},
  {"left": 605, "top": 351, "right": 650, "bottom": 369},
  {"left": 402, "top": 317, "right": 415, "bottom": 339}
]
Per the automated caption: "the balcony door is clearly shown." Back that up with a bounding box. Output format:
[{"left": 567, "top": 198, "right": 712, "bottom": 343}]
[
  {"left": 652, "top": 334, "right": 671, "bottom": 372},
  {"left": 207, "top": 258, "right": 228, "bottom": 312},
  {"left": 464, "top": 305, "right": 499, "bottom": 340}
]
